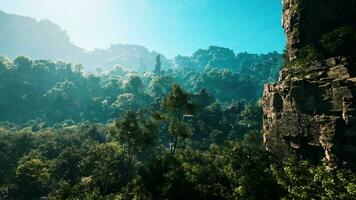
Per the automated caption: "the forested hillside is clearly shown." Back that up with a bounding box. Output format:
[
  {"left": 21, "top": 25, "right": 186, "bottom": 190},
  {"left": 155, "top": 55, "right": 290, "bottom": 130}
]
[
  {"left": 0, "top": 54, "right": 276, "bottom": 124},
  {"left": 1, "top": 2, "right": 355, "bottom": 199},
  {"left": 1, "top": 54, "right": 355, "bottom": 199}
]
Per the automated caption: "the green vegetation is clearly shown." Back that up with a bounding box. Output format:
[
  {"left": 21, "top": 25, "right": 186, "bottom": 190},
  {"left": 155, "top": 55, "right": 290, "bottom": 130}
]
[
  {"left": 1, "top": 52, "right": 354, "bottom": 199},
  {"left": 320, "top": 26, "right": 356, "bottom": 58},
  {"left": 1, "top": 2, "right": 354, "bottom": 199},
  {"left": 286, "top": 26, "right": 356, "bottom": 68},
  {"left": 1, "top": 116, "right": 355, "bottom": 199},
  {"left": 0, "top": 54, "right": 280, "bottom": 124}
]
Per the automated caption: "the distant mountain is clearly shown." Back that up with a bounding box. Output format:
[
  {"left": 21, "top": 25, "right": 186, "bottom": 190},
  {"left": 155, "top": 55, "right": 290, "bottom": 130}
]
[
  {"left": 0, "top": 10, "right": 282, "bottom": 74},
  {"left": 172, "top": 46, "right": 238, "bottom": 70},
  {"left": 84, "top": 44, "right": 171, "bottom": 72},
  {"left": 0, "top": 10, "right": 83, "bottom": 62},
  {"left": 0, "top": 10, "right": 170, "bottom": 72},
  {"left": 172, "top": 46, "right": 282, "bottom": 81}
]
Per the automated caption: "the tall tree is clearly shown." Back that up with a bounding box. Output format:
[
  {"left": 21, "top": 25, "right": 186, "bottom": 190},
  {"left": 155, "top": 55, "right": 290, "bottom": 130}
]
[
  {"left": 113, "top": 111, "right": 157, "bottom": 163},
  {"left": 163, "top": 84, "right": 195, "bottom": 155}
]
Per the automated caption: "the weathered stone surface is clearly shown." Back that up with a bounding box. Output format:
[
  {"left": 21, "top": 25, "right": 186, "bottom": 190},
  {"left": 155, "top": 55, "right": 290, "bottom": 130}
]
[
  {"left": 263, "top": 0, "right": 356, "bottom": 168},
  {"left": 282, "top": 0, "right": 356, "bottom": 60},
  {"left": 263, "top": 62, "right": 356, "bottom": 167}
]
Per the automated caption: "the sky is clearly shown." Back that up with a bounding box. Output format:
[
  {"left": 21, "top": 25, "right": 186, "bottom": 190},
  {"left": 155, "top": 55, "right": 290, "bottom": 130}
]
[{"left": 0, "top": 0, "right": 285, "bottom": 58}]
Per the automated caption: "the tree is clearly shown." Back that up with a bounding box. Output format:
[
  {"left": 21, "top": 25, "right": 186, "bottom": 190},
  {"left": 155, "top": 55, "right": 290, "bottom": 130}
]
[
  {"left": 43, "top": 80, "right": 79, "bottom": 122},
  {"left": 53, "top": 147, "right": 83, "bottom": 184},
  {"left": 191, "top": 89, "right": 215, "bottom": 110},
  {"left": 79, "top": 143, "right": 130, "bottom": 195},
  {"left": 15, "top": 153, "right": 52, "bottom": 200},
  {"left": 73, "top": 64, "right": 84, "bottom": 74},
  {"left": 137, "top": 154, "right": 198, "bottom": 200},
  {"left": 238, "top": 102, "right": 262, "bottom": 132},
  {"left": 14, "top": 56, "right": 33, "bottom": 72},
  {"left": 271, "top": 156, "right": 356, "bottom": 200},
  {"left": 0, "top": 56, "right": 13, "bottom": 74},
  {"left": 113, "top": 111, "right": 157, "bottom": 163},
  {"left": 124, "top": 75, "right": 144, "bottom": 95},
  {"left": 111, "top": 93, "right": 150, "bottom": 115},
  {"left": 163, "top": 84, "right": 195, "bottom": 155},
  {"left": 148, "top": 75, "right": 174, "bottom": 98}
]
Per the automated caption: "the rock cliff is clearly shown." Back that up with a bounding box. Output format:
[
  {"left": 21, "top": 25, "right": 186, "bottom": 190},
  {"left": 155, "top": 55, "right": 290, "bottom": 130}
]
[
  {"left": 263, "top": 0, "right": 356, "bottom": 168},
  {"left": 283, "top": 0, "right": 356, "bottom": 60}
]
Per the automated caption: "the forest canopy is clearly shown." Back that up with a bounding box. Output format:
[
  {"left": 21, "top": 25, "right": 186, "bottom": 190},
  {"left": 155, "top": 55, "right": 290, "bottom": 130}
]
[
  {"left": 1, "top": 53, "right": 355, "bottom": 200},
  {"left": 0, "top": 52, "right": 281, "bottom": 124},
  {"left": 0, "top": 3, "right": 355, "bottom": 199}
]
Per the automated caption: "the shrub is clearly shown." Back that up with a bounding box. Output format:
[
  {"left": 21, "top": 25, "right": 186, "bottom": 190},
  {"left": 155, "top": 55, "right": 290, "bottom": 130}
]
[{"left": 320, "top": 26, "right": 356, "bottom": 58}]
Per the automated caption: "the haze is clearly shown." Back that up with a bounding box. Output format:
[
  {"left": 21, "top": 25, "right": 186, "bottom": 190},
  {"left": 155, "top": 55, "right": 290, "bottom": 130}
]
[{"left": 0, "top": 0, "right": 284, "bottom": 58}]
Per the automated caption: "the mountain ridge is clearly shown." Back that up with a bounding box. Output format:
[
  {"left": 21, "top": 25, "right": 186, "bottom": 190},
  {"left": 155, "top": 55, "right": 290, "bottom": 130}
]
[
  {"left": 0, "top": 10, "right": 171, "bottom": 71},
  {"left": 0, "top": 10, "right": 282, "bottom": 73}
]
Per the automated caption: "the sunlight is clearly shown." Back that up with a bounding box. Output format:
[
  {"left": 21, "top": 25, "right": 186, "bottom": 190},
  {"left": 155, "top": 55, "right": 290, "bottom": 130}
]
[{"left": 0, "top": 0, "right": 354, "bottom": 199}]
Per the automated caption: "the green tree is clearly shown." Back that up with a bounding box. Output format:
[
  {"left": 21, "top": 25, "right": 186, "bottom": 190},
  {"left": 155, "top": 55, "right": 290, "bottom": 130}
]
[
  {"left": 271, "top": 156, "right": 356, "bottom": 200},
  {"left": 15, "top": 152, "right": 52, "bottom": 200},
  {"left": 124, "top": 75, "right": 144, "bottom": 95},
  {"left": 73, "top": 64, "right": 84, "bottom": 74},
  {"left": 238, "top": 102, "right": 262, "bottom": 132},
  {"left": 112, "top": 111, "right": 157, "bottom": 164},
  {"left": 148, "top": 75, "right": 174, "bottom": 98},
  {"left": 79, "top": 143, "right": 130, "bottom": 195},
  {"left": 0, "top": 56, "right": 13, "bottom": 74},
  {"left": 14, "top": 55, "right": 33, "bottom": 72},
  {"left": 163, "top": 84, "right": 195, "bottom": 155},
  {"left": 137, "top": 154, "right": 198, "bottom": 200},
  {"left": 52, "top": 147, "right": 83, "bottom": 184}
]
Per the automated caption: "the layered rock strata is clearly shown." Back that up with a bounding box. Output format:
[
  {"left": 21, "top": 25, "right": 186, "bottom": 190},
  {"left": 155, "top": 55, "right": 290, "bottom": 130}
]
[{"left": 263, "top": 0, "right": 356, "bottom": 168}]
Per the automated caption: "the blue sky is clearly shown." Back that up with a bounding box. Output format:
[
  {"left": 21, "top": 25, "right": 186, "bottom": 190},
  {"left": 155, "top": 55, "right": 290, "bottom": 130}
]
[{"left": 0, "top": 0, "right": 285, "bottom": 58}]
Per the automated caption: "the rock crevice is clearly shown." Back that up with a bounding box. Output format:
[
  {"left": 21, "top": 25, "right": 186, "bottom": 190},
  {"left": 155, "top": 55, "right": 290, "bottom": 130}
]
[
  {"left": 263, "top": 58, "right": 356, "bottom": 167},
  {"left": 263, "top": 0, "right": 356, "bottom": 168}
]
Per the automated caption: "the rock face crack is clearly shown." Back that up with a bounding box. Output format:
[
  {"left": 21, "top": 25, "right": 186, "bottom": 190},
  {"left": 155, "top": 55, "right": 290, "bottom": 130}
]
[
  {"left": 263, "top": 57, "right": 356, "bottom": 168},
  {"left": 262, "top": 0, "right": 356, "bottom": 169}
]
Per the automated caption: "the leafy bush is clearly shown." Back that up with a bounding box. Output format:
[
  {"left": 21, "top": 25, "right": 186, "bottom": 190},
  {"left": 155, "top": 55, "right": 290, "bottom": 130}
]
[
  {"left": 321, "top": 26, "right": 356, "bottom": 58},
  {"left": 285, "top": 26, "right": 356, "bottom": 68}
]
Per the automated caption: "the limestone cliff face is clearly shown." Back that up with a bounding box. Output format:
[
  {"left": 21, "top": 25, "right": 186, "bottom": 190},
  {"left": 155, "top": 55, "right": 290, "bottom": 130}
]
[
  {"left": 263, "top": 0, "right": 356, "bottom": 168},
  {"left": 282, "top": 0, "right": 356, "bottom": 60}
]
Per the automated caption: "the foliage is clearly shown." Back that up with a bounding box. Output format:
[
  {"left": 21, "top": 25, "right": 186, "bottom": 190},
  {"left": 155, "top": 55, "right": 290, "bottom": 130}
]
[
  {"left": 112, "top": 111, "right": 157, "bottom": 162},
  {"left": 163, "top": 84, "right": 195, "bottom": 155},
  {"left": 0, "top": 104, "right": 355, "bottom": 199},
  {"left": 0, "top": 53, "right": 279, "bottom": 124},
  {"left": 271, "top": 156, "right": 356, "bottom": 200},
  {"left": 285, "top": 26, "right": 356, "bottom": 68},
  {"left": 285, "top": 45, "right": 322, "bottom": 68},
  {"left": 15, "top": 152, "right": 52, "bottom": 200},
  {"left": 320, "top": 26, "right": 356, "bottom": 58},
  {"left": 0, "top": 42, "right": 353, "bottom": 199}
]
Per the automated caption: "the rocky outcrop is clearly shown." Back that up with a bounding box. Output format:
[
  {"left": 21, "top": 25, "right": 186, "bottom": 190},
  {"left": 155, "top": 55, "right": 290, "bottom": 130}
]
[
  {"left": 263, "top": 0, "right": 356, "bottom": 168},
  {"left": 263, "top": 57, "right": 356, "bottom": 167},
  {"left": 282, "top": 0, "right": 356, "bottom": 60}
]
